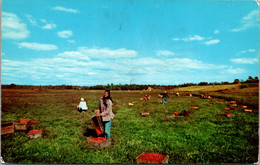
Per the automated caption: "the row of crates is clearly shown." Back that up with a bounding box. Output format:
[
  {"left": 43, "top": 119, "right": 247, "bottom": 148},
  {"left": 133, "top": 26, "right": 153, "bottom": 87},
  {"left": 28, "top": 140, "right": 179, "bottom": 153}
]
[{"left": 1, "top": 119, "right": 34, "bottom": 135}]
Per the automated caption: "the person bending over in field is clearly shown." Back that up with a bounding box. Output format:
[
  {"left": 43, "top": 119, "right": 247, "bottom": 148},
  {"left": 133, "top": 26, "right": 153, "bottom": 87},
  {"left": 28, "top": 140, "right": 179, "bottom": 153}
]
[
  {"left": 160, "top": 91, "right": 169, "bottom": 104},
  {"left": 77, "top": 98, "right": 88, "bottom": 112},
  {"left": 96, "top": 90, "right": 114, "bottom": 139}
]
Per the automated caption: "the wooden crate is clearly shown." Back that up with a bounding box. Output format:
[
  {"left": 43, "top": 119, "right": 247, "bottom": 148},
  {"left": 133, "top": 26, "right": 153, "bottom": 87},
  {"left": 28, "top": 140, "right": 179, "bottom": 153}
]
[
  {"left": 140, "top": 112, "right": 150, "bottom": 116},
  {"left": 173, "top": 112, "right": 180, "bottom": 115},
  {"left": 1, "top": 121, "right": 15, "bottom": 135},
  {"left": 87, "top": 137, "right": 112, "bottom": 148},
  {"left": 225, "top": 113, "right": 234, "bottom": 117},
  {"left": 136, "top": 152, "right": 169, "bottom": 164},
  {"left": 165, "top": 114, "right": 175, "bottom": 119},
  {"left": 244, "top": 109, "right": 253, "bottom": 112},
  {"left": 28, "top": 130, "right": 43, "bottom": 138},
  {"left": 14, "top": 119, "right": 31, "bottom": 131},
  {"left": 230, "top": 103, "right": 237, "bottom": 107},
  {"left": 242, "top": 105, "right": 248, "bottom": 109}
]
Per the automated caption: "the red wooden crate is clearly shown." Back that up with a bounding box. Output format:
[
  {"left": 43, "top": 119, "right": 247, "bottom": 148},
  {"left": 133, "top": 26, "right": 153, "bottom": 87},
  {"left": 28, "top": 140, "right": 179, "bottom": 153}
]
[
  {"left": 244, "top": 109, "right": 253, "bottom": 112},
  {"left": 87, "top": 137, "right": 111, "bottom": 148},
  {"left": 225, "top": 113, "right": 234, "bottom": 117},
  {"left": 136, "top": 152, "right": 169, "bottom": 164},
  {"left": 14, "top": 119, "right": 31, "bottom": 131},
  {"left": 1, "top": 121, "right": 15, "bottom": 135},
  {"left": 242, "top": 105, "right": 248, "bottom": 109},
  {"left": 28, "top": 130, "right": 43, "bottom": 138}
]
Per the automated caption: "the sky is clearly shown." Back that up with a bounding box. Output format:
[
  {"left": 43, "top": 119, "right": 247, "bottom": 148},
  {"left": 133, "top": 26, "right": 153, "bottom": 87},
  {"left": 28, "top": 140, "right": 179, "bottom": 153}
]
[{"left": 1, "top": 0, "right": 259, "bottom": 86}]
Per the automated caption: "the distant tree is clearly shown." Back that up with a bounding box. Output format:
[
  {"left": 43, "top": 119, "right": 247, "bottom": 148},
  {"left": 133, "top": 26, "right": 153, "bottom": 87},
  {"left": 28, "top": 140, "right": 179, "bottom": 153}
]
[
  {"left": 221, "top": 81, "right": 230, "bottom": 85},
  {"left": 10, "top": 83, "right": 16, "bottom": 88},
  {"left": 233, "top": 79, "right": 240, "bottom": 84},
  {"left": 245, "top": 76, "right": 259, "bottom": 83},
  {"left": 198, "top": 82, "right": 208, "bottom": 86}
]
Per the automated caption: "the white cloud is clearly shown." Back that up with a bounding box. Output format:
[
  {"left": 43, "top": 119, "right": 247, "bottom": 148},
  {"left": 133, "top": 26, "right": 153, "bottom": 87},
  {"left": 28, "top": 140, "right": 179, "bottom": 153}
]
[
  {"left": 2, "top": 12, "right": 30, "bottom": 39},
  {"left": 53, "top": 6, "right": 78, "bottom": 13},
  {"left": 182, "top": 35, "right": 205, "bottom": 42},
  {"left": 41, "top": 19, "right": 47, "bottom": 23},
  {"left": 172, "top": 35, "right": 205, "bottom": 42},
  {"left": 225, "top": 67, "right": 245, "bottom": 74},
  {"left": 68, "top": 40, "right": 75, "bottom": 43},
  {"left": 156, "top": 50, "right": 175, "bottom": 56},
  {"left": 172, "top": 38, "right": 180, "bottom": 41},
  {"left": 204, "top": 39, "right": 220, "bottom": 45},
  {"left": 26, "top": 14, "right": 37, "bottom": 26},
  {"left": 42, "top": 23, "right": 56, "bottom": 29},
  {"left": 248, "top": 49, "right": 256, "bottom": 52},
  {"left": 57, "top": 30, "right": 73, "bottom": 38},
  {"left": 2, "top": 53, "right": 232, "bottom": 85},
  {"left": 78, "top": 47, "right": 137, "bottom": 58},
  {"left": 214, "top": 29, "right": 220, "bottom": 34},
  {"left": 237, "top": 49, "right": 257, "bottom": 55},
  {"left": 230, "top": 58, "right": 258, "bottom": 64},
  {"left": 57, "top": 51, "right": 90, "bottom": 60},
  {"left": 166, "top": 58, "right": 226, "bottom": 70},
  {"left": 18, "top": 42, "right": 58, "bottom": 51},
  {"left": 232, "top": 10, "right": 259, "bottom": 32}
]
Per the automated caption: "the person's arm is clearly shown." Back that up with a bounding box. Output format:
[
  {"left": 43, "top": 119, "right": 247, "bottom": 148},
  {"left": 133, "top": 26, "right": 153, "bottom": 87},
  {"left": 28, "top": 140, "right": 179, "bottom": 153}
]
[{"left": 84, "top": 102, "right": 88, "bottom": 110}]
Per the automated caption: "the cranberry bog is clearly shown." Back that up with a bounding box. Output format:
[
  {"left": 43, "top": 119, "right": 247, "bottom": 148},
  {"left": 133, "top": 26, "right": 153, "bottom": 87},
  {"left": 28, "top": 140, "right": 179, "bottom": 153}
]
[{"left": 1, "top": 86, "right": 259, "bottom": 164}]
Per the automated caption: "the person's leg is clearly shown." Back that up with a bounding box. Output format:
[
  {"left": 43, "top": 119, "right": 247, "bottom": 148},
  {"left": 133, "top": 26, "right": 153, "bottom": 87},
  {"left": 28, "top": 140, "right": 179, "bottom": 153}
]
[
  {"left": 162, "top": 97, "right": 166, "bottom": 104},
  {"left": 104, "top": 120, "right": 112, "bottom": 139}
]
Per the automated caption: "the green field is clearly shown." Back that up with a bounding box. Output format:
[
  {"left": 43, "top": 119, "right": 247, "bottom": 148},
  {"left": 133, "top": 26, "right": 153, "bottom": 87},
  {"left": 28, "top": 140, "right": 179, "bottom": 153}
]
[{"left": 1, "top": 87, "right": 259, "bottom": 164}]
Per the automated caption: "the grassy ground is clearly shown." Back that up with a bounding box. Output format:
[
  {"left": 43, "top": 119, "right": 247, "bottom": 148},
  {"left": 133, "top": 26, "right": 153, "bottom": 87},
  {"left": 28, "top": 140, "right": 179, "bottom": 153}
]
[{"left": 1, "top": 88, "right": 259, "bottom": 164}]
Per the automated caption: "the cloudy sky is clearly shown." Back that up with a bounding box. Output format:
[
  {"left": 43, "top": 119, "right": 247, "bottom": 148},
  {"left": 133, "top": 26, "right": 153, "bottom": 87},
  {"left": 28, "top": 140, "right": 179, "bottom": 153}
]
[{"left": 1, "top": 0, "right": 259, "bottom": 86}]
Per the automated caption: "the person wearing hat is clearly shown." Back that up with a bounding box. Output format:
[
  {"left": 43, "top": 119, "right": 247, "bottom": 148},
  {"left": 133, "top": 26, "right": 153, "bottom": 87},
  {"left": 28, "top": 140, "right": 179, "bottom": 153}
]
[
  {"left": 96, "top": 90, "right": 114, "bottom": 139},
  {"left": 77, "top": 98, "right": 88, "bottom": 113}
]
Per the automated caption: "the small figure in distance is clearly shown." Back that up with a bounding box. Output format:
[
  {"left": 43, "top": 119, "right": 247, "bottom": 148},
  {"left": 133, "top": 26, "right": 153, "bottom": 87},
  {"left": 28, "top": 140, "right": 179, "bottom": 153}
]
[
  {"left": 144, "top": 95, "right": 150, "bottom": 100},
  {"left": 77, "top": 98, "right": 88, "bottom": 113},
  {"left": 161, "top": 91, "right": 169, "bottom": 104}
]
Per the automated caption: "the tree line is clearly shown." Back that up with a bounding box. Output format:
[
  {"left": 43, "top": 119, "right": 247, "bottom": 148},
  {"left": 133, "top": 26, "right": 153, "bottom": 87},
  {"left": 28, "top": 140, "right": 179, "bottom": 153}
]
[{"left": 2, "top": 76, "right": 258, "bottom": 90}]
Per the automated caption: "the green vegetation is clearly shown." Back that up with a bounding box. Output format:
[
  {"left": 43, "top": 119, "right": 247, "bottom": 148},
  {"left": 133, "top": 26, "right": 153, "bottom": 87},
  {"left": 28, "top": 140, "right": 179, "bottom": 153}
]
[{"left": 1, "top": 88, "right": 259, "bottom": 164}]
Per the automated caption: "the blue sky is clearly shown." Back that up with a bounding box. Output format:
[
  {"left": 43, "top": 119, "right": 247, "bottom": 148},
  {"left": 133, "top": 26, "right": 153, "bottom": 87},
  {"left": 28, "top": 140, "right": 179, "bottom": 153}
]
[{"left": 1, "top": 0, "right": 259, "bottom": 86}]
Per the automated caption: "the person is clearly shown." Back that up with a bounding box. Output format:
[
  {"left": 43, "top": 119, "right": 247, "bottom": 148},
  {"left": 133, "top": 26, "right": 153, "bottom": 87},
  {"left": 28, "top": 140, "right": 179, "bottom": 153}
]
[
  {"left": 144, "top": 95, "right": 150, "bottom": 100},
  {"left": 78, "top": 98, "right": 88, "bottom": 112},
  {"left": 161, "top": 91, "right": 169, "bottom": 104},
  {"left": 96, "top": 90, "right": 114, "bottom": 139}
]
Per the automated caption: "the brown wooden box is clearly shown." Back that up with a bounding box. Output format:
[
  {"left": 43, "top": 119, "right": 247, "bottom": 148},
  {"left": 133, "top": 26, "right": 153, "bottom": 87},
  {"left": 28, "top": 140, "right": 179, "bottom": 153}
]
[
  {"left": 136, "top": 152, "right": 169, "bottom": 164},
  {"left": 1, "top": 122, "right": 15, "bottom": 135},
  {"left": 14, "top": 119, "right": 31, "bottom": 131},
  {"left": 87, "top": 137, "right": 112, "bottom": 148},
  {"left": 140, "top": 112, "right": 150, "bottom": 116}
]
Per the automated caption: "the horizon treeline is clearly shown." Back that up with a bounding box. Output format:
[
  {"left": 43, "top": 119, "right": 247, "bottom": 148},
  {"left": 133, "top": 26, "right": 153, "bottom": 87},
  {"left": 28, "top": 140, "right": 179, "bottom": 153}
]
[{"left": 2, "top": 76, "right": 259, "bottom": 90}]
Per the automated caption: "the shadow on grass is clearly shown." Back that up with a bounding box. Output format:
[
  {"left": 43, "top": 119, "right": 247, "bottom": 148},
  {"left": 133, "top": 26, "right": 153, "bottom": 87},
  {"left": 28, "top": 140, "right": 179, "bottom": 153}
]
[{"left": 83, "top": 128, "right": 98, "bottom": 137}]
